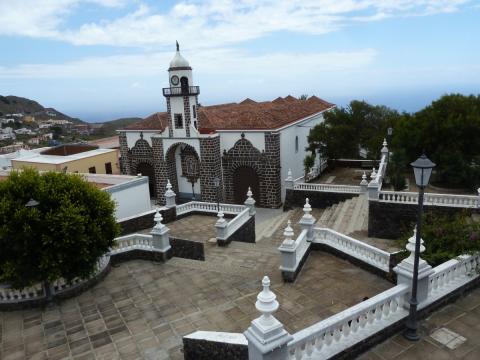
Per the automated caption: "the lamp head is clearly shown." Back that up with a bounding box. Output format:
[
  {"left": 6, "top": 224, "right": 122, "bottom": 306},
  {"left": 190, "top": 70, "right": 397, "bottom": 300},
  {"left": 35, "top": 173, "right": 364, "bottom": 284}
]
[{"left": 411, "top": 153, "right": 435, "bottom": 188}]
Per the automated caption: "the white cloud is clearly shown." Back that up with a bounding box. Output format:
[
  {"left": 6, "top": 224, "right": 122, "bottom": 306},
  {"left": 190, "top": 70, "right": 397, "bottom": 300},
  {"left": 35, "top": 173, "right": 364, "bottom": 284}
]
[
  {"left": 0, "top": 0, "right": 474, "bottom": 47},
  {"left": 0, "top": 48, "right": 378, "bottom": 79}
]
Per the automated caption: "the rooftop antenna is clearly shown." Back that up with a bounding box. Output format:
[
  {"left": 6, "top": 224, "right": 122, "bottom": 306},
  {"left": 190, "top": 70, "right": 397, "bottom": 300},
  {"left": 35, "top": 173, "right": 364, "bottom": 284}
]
[{"left": 176, "top": 40, "right": 179, "bottom": 52}]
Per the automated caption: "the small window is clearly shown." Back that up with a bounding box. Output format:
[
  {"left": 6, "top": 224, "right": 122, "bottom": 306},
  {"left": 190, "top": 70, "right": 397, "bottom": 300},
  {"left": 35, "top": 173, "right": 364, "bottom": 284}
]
[
  {"left": 295, "top": 136, "right": 299, "bottom": 153},
  {"left": 105, "top": 162, "right": 112, "bottom": 174},
  {"left": 174, "top": 113, "right": 183, "bottom": 129},
  {"left": 192, "top": 105, "right": 196, "bottom": 118},
  {"left": 193, "top": 120, "right": 197, "bottom": 129},
  {"left": 88, "top": 166, "right": 96, "bottom": 174}
]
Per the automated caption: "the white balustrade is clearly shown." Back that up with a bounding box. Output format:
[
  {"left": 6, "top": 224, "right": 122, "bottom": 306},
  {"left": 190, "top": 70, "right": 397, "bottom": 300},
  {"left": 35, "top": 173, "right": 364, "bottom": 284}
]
[
  {"left": 0, "top": 283, "right": 44, "bottom": 301},
  {"left": 176, "top": 201, "right": 245, "bottom": 216},
  {"left": 110, "top": 234, "right": 154, "bottom": 254},
  {"left": 287, "top": 284, "right": 409, "bottom": 360},
  {"left": 224, "top": 208, "right": 251, "bottom": 238},
  {"left": 427, "top": 253, "right": 480, "bottom": 301},
  {"left": 379, "top": 191, "right": 479, "bottom": 208},
  {"left": 314, "top": 228, "right": 390, "bottom": 272},
  {"left": 294, "top": 183, "right": 361, "bottom": 194}
]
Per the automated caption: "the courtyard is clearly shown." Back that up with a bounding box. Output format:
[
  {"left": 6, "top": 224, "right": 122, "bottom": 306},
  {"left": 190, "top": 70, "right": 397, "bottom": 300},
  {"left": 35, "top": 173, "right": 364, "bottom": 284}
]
[{"left": 0, "top": 208, "right": 393, "bottom": 360}]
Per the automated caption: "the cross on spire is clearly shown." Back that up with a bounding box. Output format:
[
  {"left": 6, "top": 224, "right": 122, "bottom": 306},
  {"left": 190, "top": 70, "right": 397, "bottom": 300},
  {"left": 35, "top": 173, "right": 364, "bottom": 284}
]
[{"left": 176, "top": 40, "right": 179, "bottom": 52}]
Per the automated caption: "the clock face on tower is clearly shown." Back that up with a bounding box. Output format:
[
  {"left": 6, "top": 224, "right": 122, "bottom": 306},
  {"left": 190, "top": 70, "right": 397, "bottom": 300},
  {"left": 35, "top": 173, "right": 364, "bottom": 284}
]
[{"left": 170, "top": 75, "right": 179, "bottom": 86}]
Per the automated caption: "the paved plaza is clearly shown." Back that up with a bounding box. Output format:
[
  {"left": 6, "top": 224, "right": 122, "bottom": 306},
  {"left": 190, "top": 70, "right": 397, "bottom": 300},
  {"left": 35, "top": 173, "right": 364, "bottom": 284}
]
[
  {"left": 361, "top": 287, "right": 480, "bottom": 360},
  {"left": 0, "top": 209, "right": 393, "bottom": 360}
]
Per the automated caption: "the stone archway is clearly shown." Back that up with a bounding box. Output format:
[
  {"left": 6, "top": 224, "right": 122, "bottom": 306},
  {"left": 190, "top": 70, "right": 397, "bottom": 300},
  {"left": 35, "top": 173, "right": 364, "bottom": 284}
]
[
  {"left": 136, "top": 162, "right": 155, "bottom": 196},
  {"left": 165, "top": 143, "right": 201, "bottom": 202},
  {"left": 233, "top": 166, "right": 260, "bottom": 204}
]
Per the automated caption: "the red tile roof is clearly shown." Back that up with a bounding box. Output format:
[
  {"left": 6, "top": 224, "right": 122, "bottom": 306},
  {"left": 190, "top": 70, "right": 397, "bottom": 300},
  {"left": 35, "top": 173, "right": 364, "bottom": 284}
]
[{"left": 124, "top": 96, "right": 334, "bottom": 132}]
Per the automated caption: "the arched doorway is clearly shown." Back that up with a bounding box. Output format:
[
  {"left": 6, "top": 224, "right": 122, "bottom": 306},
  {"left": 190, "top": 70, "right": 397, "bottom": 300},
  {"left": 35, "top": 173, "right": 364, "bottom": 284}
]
[
  {"left": 137, "top": 162, "right": 155, "bottom": 197},
  {"left": 233, "top": 166, "right": 260, "bottom": 204},
  {"left": 166, "top": 143, "right": 201, "bottom": 202},
  {"left": 180, "top": 77, "right": 189, "bottom": 94}
]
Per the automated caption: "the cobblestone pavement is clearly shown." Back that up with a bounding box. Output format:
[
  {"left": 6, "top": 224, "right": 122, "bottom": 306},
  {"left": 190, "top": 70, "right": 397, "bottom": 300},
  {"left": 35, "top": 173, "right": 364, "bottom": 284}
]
[
  {"left": 361, "top": 286, "right": 480, "bottom": 360},
  {"left": 0, "top": 209, "right": 393, "bottom": 360}
]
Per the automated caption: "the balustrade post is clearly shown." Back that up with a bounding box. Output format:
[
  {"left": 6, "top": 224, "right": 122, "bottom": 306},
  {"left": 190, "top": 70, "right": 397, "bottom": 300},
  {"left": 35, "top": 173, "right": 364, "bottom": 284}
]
[
  {"left": 381, "top": 138, "right": 389, "bottom": 159},
  {"left": 244, "top": 187, "right": 256, "bottom": 216},
  {"left": 215, "top": 209, "right": 228, "bottom": 243},
  {"left": 477, "top": 188, "right": 480, "bottom": 208},
  {"left": 150, "top": 209, "right": 171, "bottom": 261},
  {"left": 367, "top": 178, "right": 379, "bottom": 200},
  {"left": 164, "top": 180, "right": 176, "bottom": 208},
  {"left": 360, "top": 171, "right": 368, "bottom": 193},
  {"left": 278, "top": 220, "right": 296, "bottom": 281},
  {"left": 299, "top": 198, "right": 316, "bottom": 242},
  {"left": 244, "top": 276, "right": 292, "bottom": 360},
  {"left": 285, "top": 168, "right": 294, "bottom": 190},
  {"left": 394, "top": 227, "right": 433, "bottom": 305}
]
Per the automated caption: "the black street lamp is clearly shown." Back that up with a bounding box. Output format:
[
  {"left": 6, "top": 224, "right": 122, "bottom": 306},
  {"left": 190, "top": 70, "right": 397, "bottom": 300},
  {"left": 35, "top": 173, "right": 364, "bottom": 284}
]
[
  {"left": 213, "top": 177, "right": 220, "bottom": 212},
  {"left": 404, "top": 153, "right": 435, "bottom": 341}
]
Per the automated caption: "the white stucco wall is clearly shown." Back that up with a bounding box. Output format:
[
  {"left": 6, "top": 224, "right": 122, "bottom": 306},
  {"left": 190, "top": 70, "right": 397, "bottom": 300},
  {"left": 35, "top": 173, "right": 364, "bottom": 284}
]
[
  {"left": 279, "top": 113, "right": 326, "bottom": 200},
  {"left": 125, "top": 131, "right": 160, "bottom": 148},
  {"left": 106, "top": 177, "right": 151, "bottom": 220},
  {"left": 218, "top": 131, "right": 265, "bottom": 153}
]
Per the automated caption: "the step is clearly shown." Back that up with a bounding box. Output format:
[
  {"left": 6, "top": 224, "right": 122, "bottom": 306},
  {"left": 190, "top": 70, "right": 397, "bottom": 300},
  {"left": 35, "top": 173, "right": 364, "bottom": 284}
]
[
  {"left": 332, "top": 199, "right": 353, "bottom": 232},
  {"left": 356, "top": 197, "right": 369, "bottom": 232},
  {"left": 318, "top": 204, "right": 336, "bottom": 227},
  {"left": 345, "top": 196, "right": 365, "bottom": 234},
  {"left": 328, "top": 200, "right": 347, "bottom": 229}
]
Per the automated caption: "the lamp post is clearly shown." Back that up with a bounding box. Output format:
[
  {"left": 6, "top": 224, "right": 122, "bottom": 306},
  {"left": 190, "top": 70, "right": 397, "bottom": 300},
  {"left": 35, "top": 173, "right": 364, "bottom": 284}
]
[
  {"left": 387, "top": 127, "right": 393, "bottom": 164},
  {"left": 404, "top": 153, "right": 435, "bottom": 341},
  {"left": 213, "top": 177, "right": 220, "bottom": 212}
]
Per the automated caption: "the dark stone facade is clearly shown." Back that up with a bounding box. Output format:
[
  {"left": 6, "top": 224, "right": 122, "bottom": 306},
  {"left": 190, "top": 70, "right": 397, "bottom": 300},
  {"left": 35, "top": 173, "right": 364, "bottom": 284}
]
[
  {"left": 183, "top": 337, "right": 248, "bottom": 360},
  {"left": 222, "top": 134, "right": 281, "bottom": 208},
  {"left": 368, "top": 200, "right": 480, "bottom": 239},
  {"left": 120, "top": 132, "right": 283, "bottom": 208},
  {"left": 119, "top": 132, "right": 130, "bottom": 174},
  {"left": 199, "top": 135, "right": 224, "bottom": 203},
  {"left": 284, "top": 189, "right": 358, "bottom": 210}
]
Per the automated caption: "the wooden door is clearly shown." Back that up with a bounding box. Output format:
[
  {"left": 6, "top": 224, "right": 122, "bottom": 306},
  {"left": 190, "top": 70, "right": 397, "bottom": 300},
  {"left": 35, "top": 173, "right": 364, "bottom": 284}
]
[{"left": 233, "top": 166, "right": 259, "bottom": 204}]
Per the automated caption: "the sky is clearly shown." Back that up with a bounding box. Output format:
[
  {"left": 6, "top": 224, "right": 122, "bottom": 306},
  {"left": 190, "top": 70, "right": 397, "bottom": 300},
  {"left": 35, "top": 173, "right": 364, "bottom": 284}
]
[{"left": 0, "top": 0, "right": 479, "bottom": 122}]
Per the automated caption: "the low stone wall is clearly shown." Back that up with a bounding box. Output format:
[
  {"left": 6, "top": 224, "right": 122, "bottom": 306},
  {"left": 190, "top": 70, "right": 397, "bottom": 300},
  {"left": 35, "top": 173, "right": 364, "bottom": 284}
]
[
  {"left": 218, "top": 216, "right": 256, "bottom": 247},
  {"left": 171, "top": 237, "right": 205, "bottom": 261},
  {"left": 282, "top": 246, "right": 311, "bottom": 283},
  {"left": 284, "top": 189, "right": 358, "bottom": 210},
  {"left": 183, "top": 333, "right": 248, "bottom": 360},
  {"left": 118, "top": 207, "right": 176, "bottom": 235},
  {"left": 110, "top": 249, "right": 171, "bottom": 264},
  {"left": 0, "top": 260, "right": 112, "bottom": 311},
  {"left": 368, "top": 200, "right": 480, "bottom": 239},
  {"left": 176, "top": 210, "right": 235, "bottom": 221}
]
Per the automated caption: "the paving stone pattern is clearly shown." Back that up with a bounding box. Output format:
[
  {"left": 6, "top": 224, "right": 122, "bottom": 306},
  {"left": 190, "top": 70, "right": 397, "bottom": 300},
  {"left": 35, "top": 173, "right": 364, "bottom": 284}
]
[
  {"left": 360, "top": 287, "right": 480, "bottom": 360},
  {"left": 0, "top": 209, "right": 392, "bottom": 360}
]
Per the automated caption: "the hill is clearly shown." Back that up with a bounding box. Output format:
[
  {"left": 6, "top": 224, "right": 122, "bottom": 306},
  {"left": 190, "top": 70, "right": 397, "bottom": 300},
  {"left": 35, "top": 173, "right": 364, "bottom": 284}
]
[
  {"left": 90, "top": 117, "right": 142, "bottom": 137},
  {"left": 0, "top": 95, "right": 85, "bottom": 124}
]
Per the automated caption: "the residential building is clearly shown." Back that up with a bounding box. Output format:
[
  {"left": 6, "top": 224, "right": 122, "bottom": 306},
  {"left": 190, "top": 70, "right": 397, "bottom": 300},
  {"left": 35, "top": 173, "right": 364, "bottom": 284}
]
[{"left": 11, "top": 144, "right": 119, "bottom": 174}]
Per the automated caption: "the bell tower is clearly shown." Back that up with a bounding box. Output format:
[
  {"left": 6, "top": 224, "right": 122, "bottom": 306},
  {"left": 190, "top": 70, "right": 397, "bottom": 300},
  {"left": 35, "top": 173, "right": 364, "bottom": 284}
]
[{"left": 163, "top": 42, "right": 200, "bottom": 138}]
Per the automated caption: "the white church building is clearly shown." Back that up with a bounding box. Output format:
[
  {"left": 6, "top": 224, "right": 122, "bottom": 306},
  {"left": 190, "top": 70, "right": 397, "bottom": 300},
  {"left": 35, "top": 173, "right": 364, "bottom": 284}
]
[{"left": 119, "top": 43, "right": 335, "bottom": 208}]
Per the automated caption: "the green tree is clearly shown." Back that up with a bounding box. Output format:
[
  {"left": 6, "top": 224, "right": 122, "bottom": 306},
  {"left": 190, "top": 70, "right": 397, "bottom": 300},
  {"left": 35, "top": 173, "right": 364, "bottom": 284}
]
[
  {"left": 392, "top": 94, "right": 480, "bottom": 189},
  {"left": 307, "top": 100, "right": 400, "bottom": 160},
  {"left": 0, "top": 169, "right": 119, "bottom": 290},
  {"left": 388, "top": 148, "right": 408, "bottom": 191}
]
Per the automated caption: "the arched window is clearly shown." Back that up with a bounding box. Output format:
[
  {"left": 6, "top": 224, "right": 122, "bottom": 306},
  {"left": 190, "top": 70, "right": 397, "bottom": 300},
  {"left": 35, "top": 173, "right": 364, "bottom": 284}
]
[
  {"left": 295, "top": 136, "right": 299, "bottom": 153},
  {"left": 180, "top": 77, "right": 189, "bottom": 93}
]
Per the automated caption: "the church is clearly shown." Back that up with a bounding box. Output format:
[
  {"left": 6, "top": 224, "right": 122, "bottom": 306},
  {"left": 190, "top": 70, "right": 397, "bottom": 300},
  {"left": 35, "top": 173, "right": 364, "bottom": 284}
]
[{"left": 119, "top": 43, "right": 335, "bottom": 208}]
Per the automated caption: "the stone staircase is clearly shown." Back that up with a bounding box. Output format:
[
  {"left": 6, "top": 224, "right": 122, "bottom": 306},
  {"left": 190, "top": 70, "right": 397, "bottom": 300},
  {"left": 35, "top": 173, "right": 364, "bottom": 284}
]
[{"left": 316, "top": 195, "right": 368, "bottom": 235}]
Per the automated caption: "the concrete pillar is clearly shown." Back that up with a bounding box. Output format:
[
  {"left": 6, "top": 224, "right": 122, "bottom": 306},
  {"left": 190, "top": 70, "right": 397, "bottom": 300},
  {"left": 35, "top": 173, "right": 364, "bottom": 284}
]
[
  {"left": 381, "top": 138, "right": 389, "bottom": 159},
  {"left": 279, "top": 220, "right": 296, "bottom": 273},
  {"left": 285, "top": 168, "right": 294, "bottom": 190},
  {"left": 215, "top": 210, "right": 228, "bottom": 241},
  {"left": 360, "top": 171, "right": 368, "bottom": 193},
  {"left": 150, "top": 209, "right": 171, "bottom": 260},
  {"left": 394, "top": 227, "right": 433, "bottom": 305},
  {"left": 298, "top": 198, "right": 316, "bottom": 242},
  {"left": 244, "top": 187, "right": 256, "bottom": 216},
  {"left": 367, "top": 179, "right": 379, "bottom": 200},
  {"left": 244, "top": 276, "right": 292, "bottom": 360},
  {"left": 165, "top": 180, "right": 176, "bottom": 208}
]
